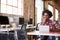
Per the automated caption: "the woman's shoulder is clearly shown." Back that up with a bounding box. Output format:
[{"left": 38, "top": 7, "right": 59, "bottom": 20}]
[
  {"left": 49, "top": 19, "right": 55, "bottom": 23},
  {"left": 49, "top": 20, "right": 59, "bottom": 25}
]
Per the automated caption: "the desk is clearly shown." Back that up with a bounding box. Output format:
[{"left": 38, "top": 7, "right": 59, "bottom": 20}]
[
  {"left": 0, "top": 27, "right": 60, "bottom": 40},
  {"left": 0, "top": 27, "right": 21, "bottom": 32},
  {"left": 27, "top": 30, "right": 60, "bottom": 40}
]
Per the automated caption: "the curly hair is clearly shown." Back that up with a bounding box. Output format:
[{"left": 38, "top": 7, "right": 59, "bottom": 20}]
[{"left": 42, "top": 10, "right": 53, "bottom": 18}]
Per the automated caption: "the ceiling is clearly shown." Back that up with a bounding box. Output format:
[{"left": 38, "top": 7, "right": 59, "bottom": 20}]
[
  {"left": 43, "top": 0, "right": 60, "bottom": 10},
  {"left": 44, "top": 0, "right": 60, "bottom": 6},
  {"left": 54, "top": 0, "right": 60, "bottom": 6}
]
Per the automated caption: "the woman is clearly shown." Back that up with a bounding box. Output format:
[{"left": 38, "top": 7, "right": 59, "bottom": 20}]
[{"left": 40, "top": 10, "right": 60, "bottom": 40}]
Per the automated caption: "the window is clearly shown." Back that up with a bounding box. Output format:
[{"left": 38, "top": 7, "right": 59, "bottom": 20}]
[
  {"left": 18, "top": 8, "right": 23, "bottom": 15},
  {"left": 12, "top": 0, "right": 17, "bottom": 7},
  {"left": 35, "top": 0, "right": 44, "bottom": 23},
  {"left": 55, "top": 9, "right": 59, "bottom": 21},
  {"left": 1, "top": 0, "right": 23, "bottom": 16},
  {"left": 18, "top": 0, "right": 23, "bottom": 8},
  {"left": 18, "top": 0, "right": 23, "bottom": 16},
  {"left": 1, "top": 0, "right": 6, "bottom": 4},
  {"left": 48, "top": 5, "right": 53, "bottom": 20},
  {"left": 12, "top": 7, "right": 17, "bottom": 15},
  {"left": 7, "top": 6, "right": 12, "bottom": 14},
  {"left": 7, "top": 0, "right": 12, "bottom": 5},
  {"left": 1, "top": 4, "right": 6, "bottom": 13}
]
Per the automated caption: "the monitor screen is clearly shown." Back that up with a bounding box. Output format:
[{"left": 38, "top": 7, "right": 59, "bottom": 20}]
[
  {"left": 19, "top": 18, "right": 24, "bottom": 25},
  {"left": 28, "top": 18, "right": 32, "bottom": 24},
  {"left": 0, "top": 16, "right": 9, "bottom": 24}
]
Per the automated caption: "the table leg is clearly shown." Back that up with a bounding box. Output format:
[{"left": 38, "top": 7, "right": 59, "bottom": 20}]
[
  {"left": 28, "top": 35, "right": 34, "bottom": 40},
  {"left": 31, "top": 35, "right": 34, "bottom": 40},
  {"left": 14, "top": 30, "right": 18, "bottom": 40}
]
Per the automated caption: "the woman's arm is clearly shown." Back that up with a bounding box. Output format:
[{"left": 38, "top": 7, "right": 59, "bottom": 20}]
[{"left": 53, "top": 21, "right": 60, "bottom": 31}]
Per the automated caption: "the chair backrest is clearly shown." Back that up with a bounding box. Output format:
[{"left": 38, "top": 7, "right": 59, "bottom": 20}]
[
  {"left": 17, "top": 24, "right": 28, "bottom": 40},
  {"left": 9, "top": 33, "right": 15, "bottom": 40},
  {"left": 0, "top": 34, "right": 8, "bottom": 40}
]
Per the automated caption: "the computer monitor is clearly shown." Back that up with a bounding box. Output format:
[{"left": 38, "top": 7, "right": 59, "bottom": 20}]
[
  {"left": 0, "top": 16, "right": 9, "bottom": 25},
  {"left": 13, "top": 17, "right": 19, "bottom": 26},
  {"left": 8, "top": 17, "right": 14, "bottom": 23},
  {"left": 19, "top": 18, "right": 24, "bottom": 25},
  {"left": 8, "top": 17, "right": 19, "bottom": 26},
  {"left": 28, "top": 18, "right": 32, "bottom": 24}
]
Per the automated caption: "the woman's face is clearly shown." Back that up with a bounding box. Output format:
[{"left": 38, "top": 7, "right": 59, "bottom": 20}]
[{"left": 43, "top": 13, "right": 49, "bottom": 19}]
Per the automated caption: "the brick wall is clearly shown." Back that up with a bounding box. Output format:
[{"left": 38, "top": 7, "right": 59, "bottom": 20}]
[{"left": 24, "top": 0, "right": 35, "bottom": 25}]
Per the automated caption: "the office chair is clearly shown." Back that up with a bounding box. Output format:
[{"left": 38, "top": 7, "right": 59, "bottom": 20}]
[
  {"left": 8, "top": 31, "right": 15, "bottom": 40},
  {"left": 0, "top": 33, "right": 8, "bottom": 40},
  {"left": 17, "top": 24, "right": 28, "bottom": 40},
  {"left": 0, "top": 31, "right": 15, "bottom": 40}
]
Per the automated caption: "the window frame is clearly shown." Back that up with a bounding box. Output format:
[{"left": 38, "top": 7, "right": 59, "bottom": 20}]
[{"left": 0, "top": 0, "right": 23, "bottom": 16}]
